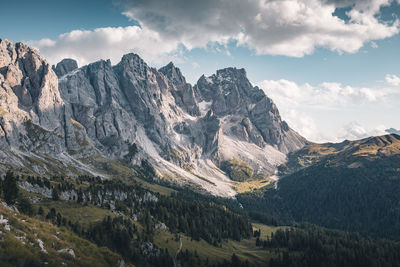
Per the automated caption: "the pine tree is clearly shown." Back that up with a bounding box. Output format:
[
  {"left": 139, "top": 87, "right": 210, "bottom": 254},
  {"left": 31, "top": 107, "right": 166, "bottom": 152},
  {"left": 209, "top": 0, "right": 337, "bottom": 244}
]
[
  {"left": 18, "top": 197, "right": 33, "bottom": 215},
  {"left": 3, "top": 171, "right": 19, "bottom": 204},
  {"left": 38, "top": 206, "right": 44, "bottom": 215},
  {"left": 52, "top": 187, "right": 60, "bottom": 200}
]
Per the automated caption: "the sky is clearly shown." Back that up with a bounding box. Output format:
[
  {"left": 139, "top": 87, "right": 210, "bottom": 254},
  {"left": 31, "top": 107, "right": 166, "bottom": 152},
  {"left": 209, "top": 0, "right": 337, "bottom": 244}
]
[{"left": 1, "top": 0, "right": 400, "bottom": 143}]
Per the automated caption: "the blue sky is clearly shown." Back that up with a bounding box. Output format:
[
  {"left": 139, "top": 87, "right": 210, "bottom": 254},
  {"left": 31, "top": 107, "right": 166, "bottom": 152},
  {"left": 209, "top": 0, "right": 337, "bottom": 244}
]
[{"left": 1, "top": 0, "right": 400, "bottom": 142}]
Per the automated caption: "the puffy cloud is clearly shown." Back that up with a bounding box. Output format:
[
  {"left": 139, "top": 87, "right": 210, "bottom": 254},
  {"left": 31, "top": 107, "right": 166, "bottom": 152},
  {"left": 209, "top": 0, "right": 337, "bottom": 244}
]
[
  {"left": 256, "top": 78, "right": 396, "bottom": 142},
  {"left": 386, "top": 74, "right": 400, "bottom": 86},
  {"left": 256, "top": 79, "right": 390, "bottom": 108},
  {"left": 122, "top": 0, "right": 399, "bottom": 57},
  {"left": 29, "top": 0, "right": 399, "bottom": 65},
  {"left": 280, "top": 109, "right": 328, "bottom": 142},
  {"left": 339, "top": 121, "right": 387, "bottom": 140},
  {"left": 29, "top": 26, "right": 182, "bottom": 66}
]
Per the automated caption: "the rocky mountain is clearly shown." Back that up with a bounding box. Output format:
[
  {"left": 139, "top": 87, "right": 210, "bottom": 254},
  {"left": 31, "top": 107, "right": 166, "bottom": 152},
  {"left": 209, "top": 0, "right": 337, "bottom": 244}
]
[
  {"left": 0, "top": 39, "right": 307, "bottom": 197},
  {"left": 52, "top": 58, "right": 78, "bottom": 77}
]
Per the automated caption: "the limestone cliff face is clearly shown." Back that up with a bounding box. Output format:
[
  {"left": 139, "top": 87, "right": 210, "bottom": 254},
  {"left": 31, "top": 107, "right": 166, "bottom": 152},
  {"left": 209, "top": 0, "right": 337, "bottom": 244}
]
[
  {"left": 0, "top": 39, "right": 67, "bottom": 157},
  {"left": 159, "top": 62, "right": 200, "bottom": 116},
  {"left": 0, "top": 39, "right": 307, "bottom": 197},
  {"left": 52, "top": 58, "right": 78, "bottom": 77},
  {"left": 194, "top": 67, "right": 306, "bottom": 154}
]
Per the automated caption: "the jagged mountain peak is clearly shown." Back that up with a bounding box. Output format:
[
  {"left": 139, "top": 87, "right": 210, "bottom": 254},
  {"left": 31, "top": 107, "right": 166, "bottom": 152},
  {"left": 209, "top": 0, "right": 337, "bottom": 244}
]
[
  {"left": 215, "top": 67, "right": 247, "bottom": 80},
  {"left": 0, "top": 39, "right": 16, "bottom": 68},
  {"left": 0, "top": 40, "right": 69, "bottom": 165},
  {"left": 0, "top": 39, "right": 62, "bottom": 112},
  {"left": 114, "top": 53, "right": 150, "bottom": 79},
  {"left": 52, "top": 58, "right": 78, "bottom": 77},
  {"left": 194, "top": 67, "right": 307, "bottom": 153},
  {"left": 195, "top": 67, "right": 255, "bottom": 103},
  {"left": 1, "top": 39, "right": 42, "bottom": 70},
  {"left": 158, "top": 61, "right": 200, "bottom": 116},
  {"left": 119, "top": 53, "right": 146, "bottom": 66},
  {"left": 159, "top": 61, "right": 186, "bottom": 87},
  {"left": 85, "top": 59, "right": 113, "bottom": 74}
]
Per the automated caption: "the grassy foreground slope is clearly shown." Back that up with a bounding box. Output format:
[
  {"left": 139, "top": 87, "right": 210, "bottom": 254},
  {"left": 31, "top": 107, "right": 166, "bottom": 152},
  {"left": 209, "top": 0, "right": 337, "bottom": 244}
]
[{"left": 0, "top": 205, "right": 124, "bottom": 267}]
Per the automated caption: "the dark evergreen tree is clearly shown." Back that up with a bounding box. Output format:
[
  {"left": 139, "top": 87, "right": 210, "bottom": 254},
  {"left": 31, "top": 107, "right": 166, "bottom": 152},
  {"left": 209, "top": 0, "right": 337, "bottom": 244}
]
[
  {"left": 18, "top": 197, "right": 34, "bottom": 215},
  {"left": 52, "top": 187, "right": 60, "bottom": 200},
  {"left": 3, "top": 171, "right": 18, "bottom": 205}
]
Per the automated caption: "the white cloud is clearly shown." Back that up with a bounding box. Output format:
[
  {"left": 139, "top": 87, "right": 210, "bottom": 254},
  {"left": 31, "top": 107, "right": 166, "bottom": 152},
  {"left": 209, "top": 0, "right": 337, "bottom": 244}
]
[
  {"left": 256, "top": 78, "right": 396, "bottom": 142},
  {"left": 386, "top": 74, "right": 400, "bottom": 86},
  {"left": 282, "top": 109, "right": 329, "bottom": 142},
  {"left": 339, "top": 121, "right": 387, "bottom": 140},
  {"left": 28, "top": 0, "right": 399, "bottom": 66},
  {"left": 29, "top": 26, "right": 182, "bottom": 66},
  {"left": 370, "top": 41, "right": 378, "bottom": 48},
  {"left": 256, "top": 79, "right": 390, "bottom": 108},
  {"left": 122, "top": 0, "right": 399, "bottom": 57}
]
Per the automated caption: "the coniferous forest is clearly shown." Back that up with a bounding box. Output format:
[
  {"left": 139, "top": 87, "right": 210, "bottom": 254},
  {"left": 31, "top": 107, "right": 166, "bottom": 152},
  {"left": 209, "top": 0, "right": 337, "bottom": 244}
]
[{"left": 2, "top": 168, "right": 400, "bottom": 267}]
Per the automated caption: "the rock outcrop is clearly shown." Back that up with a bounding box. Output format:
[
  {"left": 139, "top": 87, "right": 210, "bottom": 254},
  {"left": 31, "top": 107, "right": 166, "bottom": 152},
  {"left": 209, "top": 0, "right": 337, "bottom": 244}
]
[
  {"left": 159, "top": 62, "right": 200, "bottom": 116},
  {"left": 52, "top": 58, "right": 78, "bottom": 77},
  {"left": 0, "top": 38, "right": 67, "bottom": 154}
]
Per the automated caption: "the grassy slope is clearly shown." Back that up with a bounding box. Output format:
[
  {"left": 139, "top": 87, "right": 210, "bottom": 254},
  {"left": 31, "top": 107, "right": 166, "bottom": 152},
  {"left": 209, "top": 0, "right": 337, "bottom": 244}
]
[
  {"left": 153, "top": 223, "right": 286, "bottom": 265},
  {"left": 282, "top": 134, "right": 400, "bottom": 173},
  {"left": 15, "top": 180, "right": 285, "bottom": 266},
  {"left": 33, "top": 200, "right": 114, "bottom": 227},
  {"left": 31, "top": 194, "right": 285, "bottom": 265},
  {"left": 233, "top": 178, "right": 274, "bottom": 194},
  {"left": 0, "top": 205, "right": 124, "bottom": 267}
]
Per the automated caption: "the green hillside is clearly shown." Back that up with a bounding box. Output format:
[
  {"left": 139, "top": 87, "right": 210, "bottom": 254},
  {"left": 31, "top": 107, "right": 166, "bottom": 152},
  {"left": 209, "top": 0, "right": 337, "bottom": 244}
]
[
  {"left": 3, "top": 166, "right": 400, "bottom": 266},
  {"left": 239, "top": 134, "right": 400, "bottom": 240},
  {"left": 0, "top": 205, "right": 124, "bottom": 267}
]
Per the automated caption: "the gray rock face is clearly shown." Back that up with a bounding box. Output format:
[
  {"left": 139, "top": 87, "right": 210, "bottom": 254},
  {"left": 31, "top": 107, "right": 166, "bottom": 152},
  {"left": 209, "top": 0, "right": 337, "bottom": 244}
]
[
  {"left": 52, "top": 58, "right": 78, "bottom": 77},
  {"left": 194, "top": 67, "right": 306, "bottom": 153},
  {"left": 159, "top": 62, "right": 200, "bottom": 116},
  {"left": 195, "top": 110, "right": 221, "bottom": 155},
  {"left": 0, "top": 39, "right": 308, "bottom": 197},
  {"left": 59, "top": 58, "right": 136, "bottom": 155},
  {"left": 0, "top": 39, "right": 67, "bottom": 154}
]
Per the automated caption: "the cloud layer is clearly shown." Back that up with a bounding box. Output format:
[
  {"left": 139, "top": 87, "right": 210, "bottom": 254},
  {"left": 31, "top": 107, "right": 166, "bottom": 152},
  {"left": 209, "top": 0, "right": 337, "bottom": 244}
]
[
  {"left": 257, "top": 79, "right": 391, "bottom": 107},
  {"left": 256, "top": 78, "right": 397, "bottom": 142},
  {"left": 339, "top": 121, "right": 387, "bottom": 140},
  {"left": 386, "top": 74, "right": 400, "bottom": 86},
  {"left": 29, "top": 0, "right": 399, "bottom": 66},
  {"left": 122, "top": 0, "right": 399, "bottom": 57},
  {"left": 29, "top": 26, "right": 182, "bottom": 66}
]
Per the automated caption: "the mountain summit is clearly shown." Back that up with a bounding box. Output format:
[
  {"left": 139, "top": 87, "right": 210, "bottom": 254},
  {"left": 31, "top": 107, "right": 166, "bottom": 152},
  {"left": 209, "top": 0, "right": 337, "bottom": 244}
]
[{"left": 0, "top": 40, "right": 307, "bottom": 196}]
